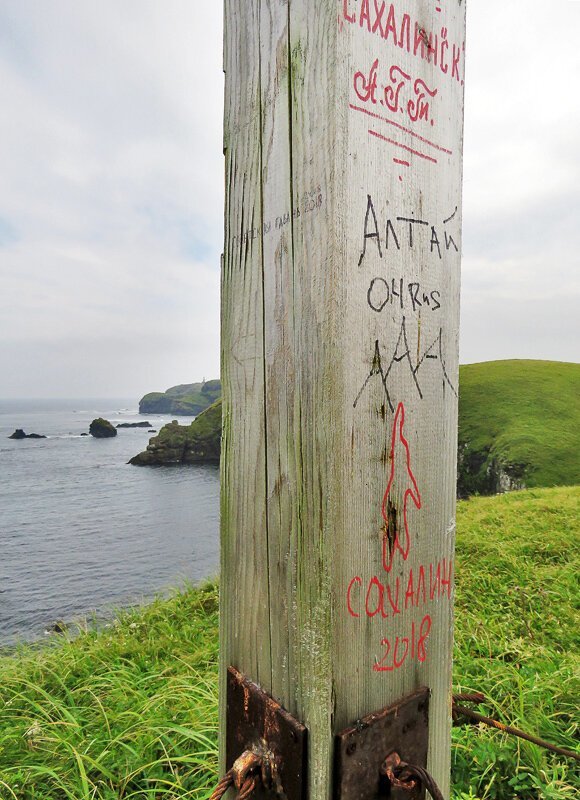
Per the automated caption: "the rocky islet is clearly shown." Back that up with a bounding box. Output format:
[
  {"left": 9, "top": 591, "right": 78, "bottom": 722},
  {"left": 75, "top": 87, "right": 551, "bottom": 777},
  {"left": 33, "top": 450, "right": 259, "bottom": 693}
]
[
  {"left": 8, "top": 429, "right": 46, "bottom": 439},
  {"left": 129, "top": 400, "right": 221, "bottom": 466},
  {"left": 89, "top": 418, "right": 117, "bottom": 438}
]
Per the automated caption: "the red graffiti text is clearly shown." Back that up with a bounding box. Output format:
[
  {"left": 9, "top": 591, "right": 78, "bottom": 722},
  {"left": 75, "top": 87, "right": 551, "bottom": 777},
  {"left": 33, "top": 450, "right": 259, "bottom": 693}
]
[{"left": 342, "top": 1, "right": 465, "bottom": 85}]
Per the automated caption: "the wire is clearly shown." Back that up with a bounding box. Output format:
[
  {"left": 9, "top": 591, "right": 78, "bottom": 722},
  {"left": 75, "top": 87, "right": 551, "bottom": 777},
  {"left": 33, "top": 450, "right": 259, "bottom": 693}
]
[{"left": 452, "top": 696, "right": 580, "bottom": 763}]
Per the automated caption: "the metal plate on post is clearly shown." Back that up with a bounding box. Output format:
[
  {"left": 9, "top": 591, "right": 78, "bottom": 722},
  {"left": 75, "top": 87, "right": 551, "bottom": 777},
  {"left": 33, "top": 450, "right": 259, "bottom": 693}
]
[
  {"left": 334, "top": 687, "right": 430, "bottom": 800},
  {"left": 226, "top": 666, "right": 308, "bottom": 800}
]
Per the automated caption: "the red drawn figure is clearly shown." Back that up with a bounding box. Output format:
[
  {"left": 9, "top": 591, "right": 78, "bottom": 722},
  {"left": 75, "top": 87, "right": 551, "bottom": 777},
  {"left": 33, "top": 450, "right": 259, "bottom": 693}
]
[
  {"left": 381, "top": 402, "right": 421, "bottom": 572},
  {"left": 354, "top": 58, "right": 378, "bottom": 104},
  {"left": 384, "top": 65, "right": 411, "bottom": 113},
  {"left": 407, "top": 78, "right": 438, "bottom": 124}
]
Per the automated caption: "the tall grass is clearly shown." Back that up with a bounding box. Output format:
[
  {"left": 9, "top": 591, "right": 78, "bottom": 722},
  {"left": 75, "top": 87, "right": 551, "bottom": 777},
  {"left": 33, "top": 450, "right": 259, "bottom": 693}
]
[
  {"left": 0, "top": 586, "right": 220, "bottom": 798},
  {"left": 453, "top": 486, "right": 579, "bottom": 799},
  {"left": 0, "top": 486, "right": 578, "bottom": 799}
]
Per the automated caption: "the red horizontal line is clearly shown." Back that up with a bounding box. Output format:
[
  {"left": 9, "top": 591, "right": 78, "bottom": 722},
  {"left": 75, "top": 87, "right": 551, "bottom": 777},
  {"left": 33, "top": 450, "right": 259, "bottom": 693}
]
[
  {"left": 369, "top": 130, "right": 438, "bottom": 163},
  {"left": 349, "top": 103, "right": 452, "bottom": 155},
  {"left": 393, "top": 158, "right": 410, "bottom": 167}
]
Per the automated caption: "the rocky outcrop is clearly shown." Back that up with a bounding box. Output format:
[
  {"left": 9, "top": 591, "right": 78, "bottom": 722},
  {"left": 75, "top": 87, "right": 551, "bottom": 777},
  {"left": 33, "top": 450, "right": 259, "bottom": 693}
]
[
  {"left": 129, "top": 400, "right": 221, "bottom": 466},
  {"left": 47, "top": 620, "right": 68, "bottom": 634},
  {"left": 495, "top": 463, "right": 527, "bottom": 494},
  {"left": 457, "top": 442, "right": 527, "bottom": 499},
  {"left": 116, "top": 422, "right": 151, "bottom": 428},
  {"left": 89, "top": 418, "right": 117, "bottom": 438},
  {"left": 8, "top": 429, "right": 46, "bottom": 439},
  {"left": 138, "top": 379, "right": 221, "bottom": 416}
]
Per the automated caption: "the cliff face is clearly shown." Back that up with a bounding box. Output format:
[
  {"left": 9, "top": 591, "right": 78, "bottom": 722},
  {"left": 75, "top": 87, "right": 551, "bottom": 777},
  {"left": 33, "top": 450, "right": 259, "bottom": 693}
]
[
  {"left": 456, "top": 360, "right": 579, "bottom": 498},
  {"left": 139, "top": 380, "right": 221, "bottom": 416},
  {"left": 129, "top": 400, "right": 221, "bottom": 466},
  {"left": 456, "top": 444, "right": 527, "bottom": 499}
]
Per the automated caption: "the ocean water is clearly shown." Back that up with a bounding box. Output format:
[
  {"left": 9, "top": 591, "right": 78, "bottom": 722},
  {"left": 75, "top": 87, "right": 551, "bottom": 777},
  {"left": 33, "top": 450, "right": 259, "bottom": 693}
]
[{"left": 0, "top": 399, "right": 220, "bottom": 647}]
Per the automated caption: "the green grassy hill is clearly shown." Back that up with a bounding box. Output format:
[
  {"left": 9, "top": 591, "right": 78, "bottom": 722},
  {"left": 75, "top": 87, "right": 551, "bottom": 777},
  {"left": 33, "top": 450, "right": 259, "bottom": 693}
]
[
  {"left": 139, "top": 379, "right": 221, "bottom": 416},
  {"left": 457, "top": 360, "right": 580, "bottom": 497},
  {"left": 0, "top": 486, "right": 578, "bottom": 799}
]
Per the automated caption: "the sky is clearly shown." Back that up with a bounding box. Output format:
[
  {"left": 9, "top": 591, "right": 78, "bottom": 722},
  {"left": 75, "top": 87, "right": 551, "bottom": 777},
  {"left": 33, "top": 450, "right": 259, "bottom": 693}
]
[{"left": 0, "top": 0, "right": 578, "bottom": 399}]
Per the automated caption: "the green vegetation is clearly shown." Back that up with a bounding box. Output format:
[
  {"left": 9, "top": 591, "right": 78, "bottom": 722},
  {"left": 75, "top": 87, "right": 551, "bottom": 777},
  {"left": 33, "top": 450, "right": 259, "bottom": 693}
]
[
  {"left": 457, "top": 360, "right": 580, "bottom": 497},
  {"left": 139, "top": 380, "right": 221, "bottom": 416},
  {"left": 129, "top": 400, "right": 221, "bottom": 466},
  {"left": 452, "top": 486, "right": 579, "bottom": 799},
  {"left": 0, "top": 585, "right": 220, "bottom": 799},
  {"left": 1, "top": 486, "right": 578, "bottom": 798}
]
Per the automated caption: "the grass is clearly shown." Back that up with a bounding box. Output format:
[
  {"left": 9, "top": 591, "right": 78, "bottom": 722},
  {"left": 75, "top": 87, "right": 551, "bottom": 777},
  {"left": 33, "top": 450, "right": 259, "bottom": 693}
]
[
  {"left": 0, "top": 486, "right": 578, "bottom": 799},
  {"left": 0, "top": 587, "right": 220, "bottom": 799},
  {"left": 452, "top": 486, "right": 579, "bottom": 799},
  {"left": 458, "top": 361, "right": 580, "bottom": 495}
]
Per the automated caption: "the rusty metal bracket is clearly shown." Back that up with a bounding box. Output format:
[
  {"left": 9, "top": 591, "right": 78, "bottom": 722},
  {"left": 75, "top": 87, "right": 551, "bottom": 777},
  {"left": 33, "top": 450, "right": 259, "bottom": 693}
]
[
  {"left": 226, "top": 666, "right": 308, "bottom": 800},
  {"left": 334, "top": 687, "right": 430, "bottom": 800}
]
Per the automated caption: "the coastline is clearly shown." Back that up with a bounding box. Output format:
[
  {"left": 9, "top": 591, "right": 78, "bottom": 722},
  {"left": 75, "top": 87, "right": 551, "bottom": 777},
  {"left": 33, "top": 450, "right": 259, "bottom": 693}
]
[{"left": 0, "top": 398, "right": 220, "bottom": 647}]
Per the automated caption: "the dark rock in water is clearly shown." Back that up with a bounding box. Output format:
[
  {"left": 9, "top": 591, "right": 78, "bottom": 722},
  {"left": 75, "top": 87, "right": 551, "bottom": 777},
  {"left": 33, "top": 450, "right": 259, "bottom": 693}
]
[
  {"left": 48, "top": 620, "right": 68, "bottom": 634},
  {"left": 148, "top": 429, "right": 156, "bottom": 433},
  {"left": 130, "top": 399, "right": 221, "bottom": 466},
  {"left": 80, "top": 433, "right": 89, "bottom": 436},
  {"left": 115, "top": 421, "right": 151, "bottom": 428},
  {"left": 89, "top": 418, "right": 117, "bottom": 438},
  {"left": 9, "top": 429, "right": 46, "bottom": 439}
]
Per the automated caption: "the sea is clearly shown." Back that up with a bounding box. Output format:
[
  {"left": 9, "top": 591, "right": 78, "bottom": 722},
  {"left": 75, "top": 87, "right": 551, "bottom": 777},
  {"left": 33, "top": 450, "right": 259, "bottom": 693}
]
[{"left": 0, "top": 398, "right": 220, "bottom": 648}]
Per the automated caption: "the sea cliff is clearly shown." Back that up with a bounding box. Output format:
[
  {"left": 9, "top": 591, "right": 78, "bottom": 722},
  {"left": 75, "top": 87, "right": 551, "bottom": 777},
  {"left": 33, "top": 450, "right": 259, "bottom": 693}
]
[
  {"left": 139, "top": 380, "right": 221, "bottom": 416},
  {"left": 129, "top": 400, "right": 221, "bottom": 466}
]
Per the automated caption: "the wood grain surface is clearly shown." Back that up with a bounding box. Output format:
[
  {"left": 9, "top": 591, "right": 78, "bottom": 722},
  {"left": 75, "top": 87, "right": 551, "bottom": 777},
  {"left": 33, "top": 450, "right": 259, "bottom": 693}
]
[{"left": 221, "top": 2, "right": 466, "bottom": 796}]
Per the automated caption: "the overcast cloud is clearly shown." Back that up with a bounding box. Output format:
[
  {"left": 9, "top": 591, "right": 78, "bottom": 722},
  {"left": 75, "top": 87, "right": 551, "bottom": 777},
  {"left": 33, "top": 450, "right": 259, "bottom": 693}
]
[
  {"left": 462, "top": 1, "right": 580, "bottom": 364},
  {"left": 0, "top": 0, "right": 578, "bottom": 398}
]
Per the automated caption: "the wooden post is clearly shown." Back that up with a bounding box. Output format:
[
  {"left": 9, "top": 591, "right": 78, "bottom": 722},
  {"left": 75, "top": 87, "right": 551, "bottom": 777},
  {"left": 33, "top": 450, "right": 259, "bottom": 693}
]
[{"left": 221, "top": 1, "right": 466, "bottom": 797}]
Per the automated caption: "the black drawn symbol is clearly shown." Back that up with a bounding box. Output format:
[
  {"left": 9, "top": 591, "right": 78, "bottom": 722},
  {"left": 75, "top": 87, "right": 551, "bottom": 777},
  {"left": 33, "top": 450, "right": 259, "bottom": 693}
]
[{"left": 353, "top": 317, "right": 457, "bottom": 412}]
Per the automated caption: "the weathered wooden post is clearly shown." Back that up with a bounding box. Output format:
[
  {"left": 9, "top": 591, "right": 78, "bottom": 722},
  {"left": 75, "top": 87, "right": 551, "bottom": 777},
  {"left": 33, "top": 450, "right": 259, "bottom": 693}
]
[{"left": 221, "top": 1, "right": 466, "bottom": 798}]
